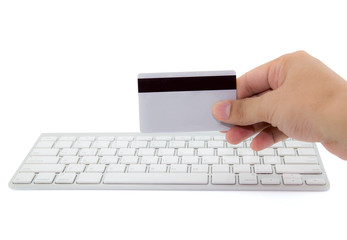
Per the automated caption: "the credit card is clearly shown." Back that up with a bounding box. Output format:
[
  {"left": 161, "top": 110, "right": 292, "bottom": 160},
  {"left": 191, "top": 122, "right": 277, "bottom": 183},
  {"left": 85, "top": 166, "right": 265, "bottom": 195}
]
[{"left": 138, "top": 70, "right": 236, "bottom": 132}]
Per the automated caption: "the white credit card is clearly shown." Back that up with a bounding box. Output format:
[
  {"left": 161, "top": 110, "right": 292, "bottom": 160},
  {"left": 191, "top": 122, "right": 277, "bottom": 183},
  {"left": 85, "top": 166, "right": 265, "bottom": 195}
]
[{"left": 138, "top": 70, "right": 237, "bottom": 132}]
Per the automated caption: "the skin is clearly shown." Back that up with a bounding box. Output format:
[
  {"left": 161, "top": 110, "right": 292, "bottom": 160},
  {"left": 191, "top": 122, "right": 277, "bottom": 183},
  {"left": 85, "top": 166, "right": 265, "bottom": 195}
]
[{"left": 212, "top": 51, "right": 347, "bottom": 160}]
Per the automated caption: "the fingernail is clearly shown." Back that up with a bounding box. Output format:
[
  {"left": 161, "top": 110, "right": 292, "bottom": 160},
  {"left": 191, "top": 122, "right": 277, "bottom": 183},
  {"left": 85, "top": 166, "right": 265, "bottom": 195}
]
[{"left": 213, "top": 101, "right": 231, "bottom": 120}]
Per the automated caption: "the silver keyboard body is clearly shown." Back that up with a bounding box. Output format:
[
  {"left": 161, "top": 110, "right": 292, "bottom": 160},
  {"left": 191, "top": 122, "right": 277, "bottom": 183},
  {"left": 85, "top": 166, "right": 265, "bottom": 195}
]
[{"left": 9, "top": 132, "right": 330, "bottom": 191}]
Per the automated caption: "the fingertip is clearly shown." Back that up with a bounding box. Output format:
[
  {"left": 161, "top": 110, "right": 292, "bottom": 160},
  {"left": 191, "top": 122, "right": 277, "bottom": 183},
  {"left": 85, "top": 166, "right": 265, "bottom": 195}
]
[{"left": 212, "top": 100, "right": 232, "bottom": 121}]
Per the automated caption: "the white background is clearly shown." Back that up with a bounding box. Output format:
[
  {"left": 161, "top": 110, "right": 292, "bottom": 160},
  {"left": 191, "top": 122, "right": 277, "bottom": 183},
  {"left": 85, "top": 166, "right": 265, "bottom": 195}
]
[{"left": 1, "top": 0, "right": 347, "bottom": 239}]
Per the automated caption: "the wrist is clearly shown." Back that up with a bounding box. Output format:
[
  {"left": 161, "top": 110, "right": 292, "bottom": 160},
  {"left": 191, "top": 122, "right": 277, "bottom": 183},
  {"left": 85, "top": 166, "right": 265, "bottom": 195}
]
[{"left": 320, "top": 81, "right": 347, "bottom": 159}]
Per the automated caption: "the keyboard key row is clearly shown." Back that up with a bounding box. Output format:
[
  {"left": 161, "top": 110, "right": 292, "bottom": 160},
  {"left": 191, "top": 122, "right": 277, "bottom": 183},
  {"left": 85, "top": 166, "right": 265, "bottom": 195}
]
[
  {"left": 25, "top": 155, "right": 319, "bottom": 165},
  {"left": 30, "top": 147, "right": 318, "bottom": 158},
  {"left": 18, "top": 163, "right": 322, "bottom": 174},
  {"left": 13, "top": 172, "right": 326, "bottom": 185},
  {"left": 39, "top": 136, "right": 229, "bottom": 142}
]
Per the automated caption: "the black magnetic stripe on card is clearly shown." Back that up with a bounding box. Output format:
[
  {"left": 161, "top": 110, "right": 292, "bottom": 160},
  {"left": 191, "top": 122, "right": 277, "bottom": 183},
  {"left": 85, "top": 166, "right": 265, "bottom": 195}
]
[{"left": 138, "top": 75, "right": 236, "bottom": 93}]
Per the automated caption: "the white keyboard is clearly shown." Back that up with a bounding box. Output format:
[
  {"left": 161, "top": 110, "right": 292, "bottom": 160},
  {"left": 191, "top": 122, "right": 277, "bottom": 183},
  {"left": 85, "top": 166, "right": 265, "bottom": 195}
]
[{"left": 9, "top": 132, "right": 330, "bottom": 191}]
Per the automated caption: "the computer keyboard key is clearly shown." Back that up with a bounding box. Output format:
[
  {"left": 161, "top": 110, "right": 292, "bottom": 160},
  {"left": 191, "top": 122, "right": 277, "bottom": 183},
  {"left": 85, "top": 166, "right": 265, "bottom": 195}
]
[
  {"left": 111, "top": 141, "right": 129, "bottom": 148},
  {"left": 150, "top": 141, "right": 167, "bottom": 148},
  {"left": 233, "top": 164, "right": 251, "bottom": 173},
  {"left": 285, "top": 141, "right": 313, "bottom": 148},
  {"left": 197, "top": 148, "right": 214, "bottom": 156},
  {"left": 138, "top": 148, "right": 155, "bottom": 156},
  {"left": 79, "top": 148, "right": 98, "bottom": 156},
  {"left": 33, "top": 173, "right": 55, "bottom": 184},
  {"left": 181, "top": 156, "right": 199, "bottom": 164},
  {"left": 283, "top": 156, "right": 318, "bottom": 164},
  {"left": 103, "top": 173, "right": 208, "bottom": 184},
  {"left": 60, "top": 136, "right": 77, "bottom": 141},
  {"left": 170, "top": 164, "right": 187, "bottom": 173},
  {"left": 277, "top": 148, "right": 296, "bottom": 156},
  {"left": 194, "top": 136, "right": 211, "bottom": 141},
  {"left": 260, "top": 177, "right": 281, "bottom": 185},
  {"left": 131, "top": 141, "right": 148, "bottom": 148},
  {"left": 85, "top": 164, "right": 106, "bottom": 173},
  {"left": 98, "top": 148, "right": 117, "bottom": 156},
  {"left": 59, "top": 148, "right": 79, "bottom": 156},
  {"left": 99, "top": 156, "right": 118, "bottom": 164},
  {"left": 263, "top": 156, "right": 281, "bottom": 164},
  {"left": 237, "top": 148, "right": 254, "bottom": 156},
  {"left": 272, "top": 142, "right": 284, "bottom": 147},
  {"left": 128, "top": 164, "right": 146, "bottom": 173},
  {"left": 243, "top": 156, "right": 260, "bottom": 164},
  {"left": 80, "top": 156, "right": 99, "bottom": 164},
  {"left": 239, "top": 173, "right": 258, "bottom": 185},
  {"left": 191, "top": 164, "right": 208, "bottom": 173},
  {"left": 157, "top": 148, "right": 175, "bottom": 156},
  {"left": 254, "top": 164, "right": 273, "bottom": 174},
  {"left": 275, "top": 165, "right": 322, "bottom": 174},
  {"left": 217, "top": 148, "right": 234, "bottom": 156},
  {"left": 13, "top": 173, "right": 35, "bottom": 184},
  {"left": 169, "top": 141, "right": 186, "bottom": 148},
  {"left": 149, "top": 164, "right": 167, "bottom": 173},
  {"left": 257, "top": 148, "right": 275, "bottom": 156},
  {"left": 40, "top": 136, "right": 57, "bottom": 141},
  {"left": 20, "top": 164, "right": 65, "bottom": 173},
  {"left": 65, "top": 164, "right": 85, "bottom": 173},
  {"left": 202, "top": 156, "right": 219, "bottom": 164},
  {"left": 214, "top": 136, "right": 226, "bottom": 140},
  {"left": 175, "top": 136, "right": 192, "bottom": 141},
  {"left": 31, "top": 149, "right": 59, "bottom": 156},
  {"left": 117, "top": 136, "right": 133, "bottom": 141},
  {"left": 189, "top": 141, "right": 205, "bottom": 148},
  {"left": 26, "top": 156, "right": 60, "bottom": 164},
  {"left": 161, "top": 156, "right": 179, "bottom": 164},
  {"left": 177, "top": 148, "right": 195, "bottom": 156},
  {"left": 92, "top": 141, "right": 110, "bottom": 148},
  {"left": 222, "top": 156, "right": 239, "bottom": 164},
  {"left": 55, "top": 173, "right": 76, "bottom": 184},
  {"left": 212, "top": 173, "right": 236, "bottom": 185},
  {"left": 59, "top": 156, "right": 79, "bottom": 164},
  {"left": 120, "top": 156, "right": 138, "bottom": 164},
  {"left": 212, "top": 165, "right": 230, "bottom": 173},
  {"left": 155, "top": 136, "right": 171, "bottom": 141},
  {"left": 208, "top": 141, "right": 224, "bottom": 148},
  {"left": 118, "top": 148, "right": 136, "bottom": 156},
  {"left": 106, "top": 164, "right": 126, "bottom": 173},
  {"left": 135, "top": 136, "right": 153, "bottom": 141},
  {"left": 76, "top": 173, "right": 102, "bottom": 184},
  {"left": 305, "top": 178, "right": 326, "bottom": 185},
  {"left": 73, "top": 141, "right": 92, "bottom": 148},
  {"left": 297, "top": 148, "right": 316, "bottom": 156},
  {"left": 36, "top": 141, "right": 55, "bottom": 148},
  {"left": 54, "top": 141, "right": 73, "bottom": 148},
  {"left": 282, "top": 174, "right": 303, "bottom": 185},
  {"left": 141, "top": 156, "right": 158, "bottom": 164},
  {"left": 226, "top": 142, "right": 244, "bottom": 148}
]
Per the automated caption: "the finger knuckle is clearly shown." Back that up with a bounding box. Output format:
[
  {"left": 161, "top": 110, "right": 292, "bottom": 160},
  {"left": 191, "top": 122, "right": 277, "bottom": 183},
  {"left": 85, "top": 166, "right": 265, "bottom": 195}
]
[{"left": 231, "top": 100, "right": 245, "bottom": 123}]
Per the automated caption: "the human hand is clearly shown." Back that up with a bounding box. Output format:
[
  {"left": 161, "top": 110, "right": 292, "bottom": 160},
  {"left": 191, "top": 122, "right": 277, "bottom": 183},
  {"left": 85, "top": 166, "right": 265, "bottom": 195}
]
[{"left": 212, "top": 51, "right": 347, "bottom": 160}]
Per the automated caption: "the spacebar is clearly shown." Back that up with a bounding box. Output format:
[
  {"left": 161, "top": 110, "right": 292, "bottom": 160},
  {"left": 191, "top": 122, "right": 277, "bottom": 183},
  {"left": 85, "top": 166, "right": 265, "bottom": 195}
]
[{"left": 103, "top": 173, "right": 208, "bottom": 185}]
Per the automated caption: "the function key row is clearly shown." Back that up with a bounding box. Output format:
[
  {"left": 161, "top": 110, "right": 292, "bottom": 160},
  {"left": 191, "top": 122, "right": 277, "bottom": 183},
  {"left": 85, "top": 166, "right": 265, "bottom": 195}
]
[{"left": 40, "top": 136, "right": 228, "bottom": 141}]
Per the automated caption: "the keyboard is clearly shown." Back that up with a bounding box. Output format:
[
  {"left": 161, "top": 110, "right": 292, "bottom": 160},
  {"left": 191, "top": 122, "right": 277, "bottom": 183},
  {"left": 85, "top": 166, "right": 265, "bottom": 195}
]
[{"left": 9, "top": 132, "right": 330, "bottom": 191}]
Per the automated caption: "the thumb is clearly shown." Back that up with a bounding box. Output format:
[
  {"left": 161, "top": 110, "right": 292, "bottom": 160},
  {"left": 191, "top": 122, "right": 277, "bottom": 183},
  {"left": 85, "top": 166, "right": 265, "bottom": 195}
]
[{"left": 212, "top": 96, "right": 272, "bottom": 126}]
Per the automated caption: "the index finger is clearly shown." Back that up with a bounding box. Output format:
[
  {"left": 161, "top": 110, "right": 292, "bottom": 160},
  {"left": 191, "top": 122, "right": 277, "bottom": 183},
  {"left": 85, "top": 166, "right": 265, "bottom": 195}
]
[{"left": 237, "top": 55, "right": 284, "bottom": 99}]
